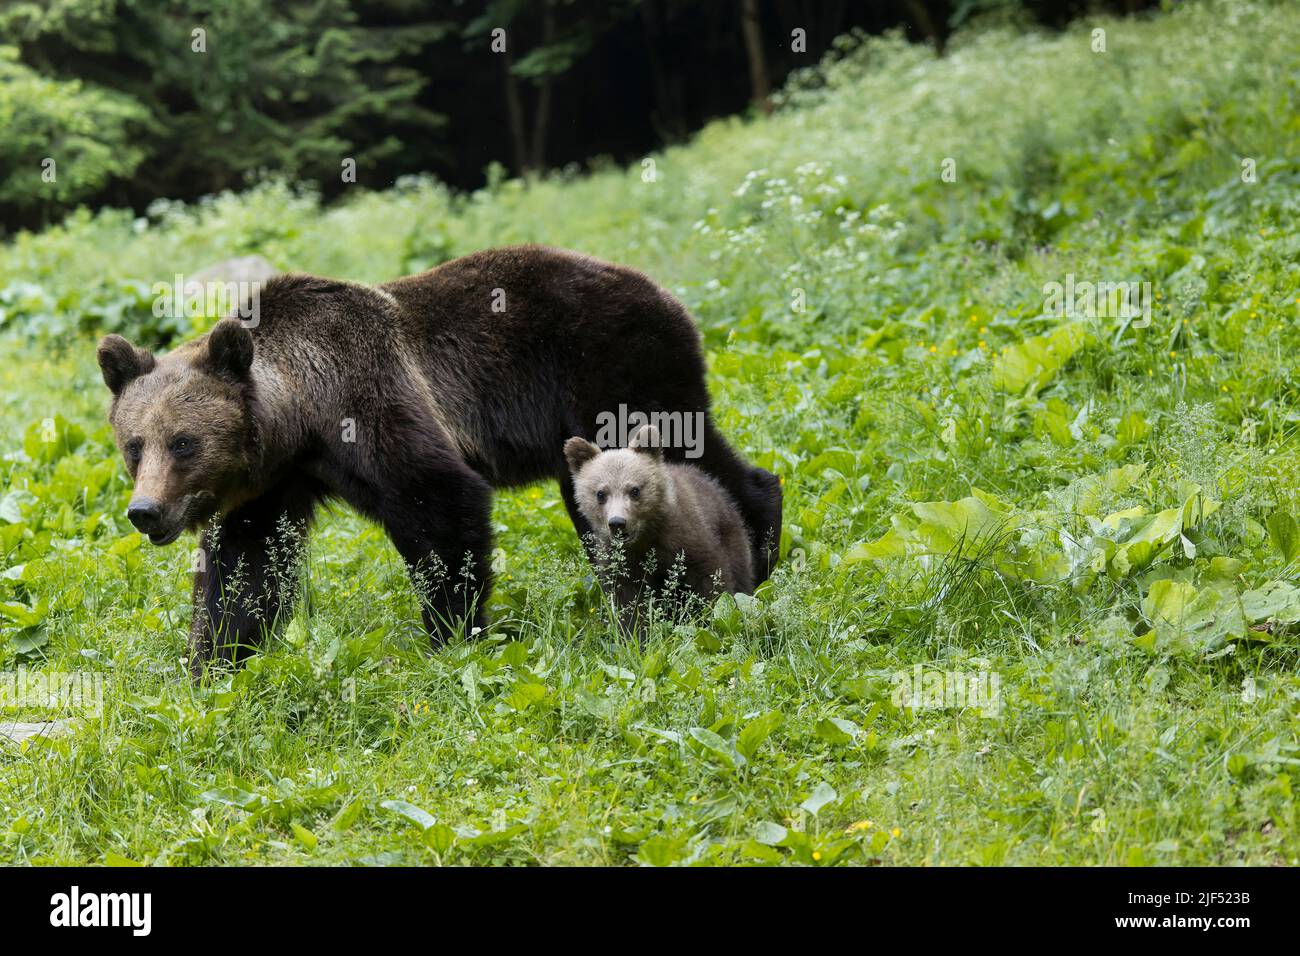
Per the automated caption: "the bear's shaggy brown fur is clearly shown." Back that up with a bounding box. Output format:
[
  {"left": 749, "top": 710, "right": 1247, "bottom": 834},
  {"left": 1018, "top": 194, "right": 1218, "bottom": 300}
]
[
  {"left": 565, "top": 424, "right": 754, "bottom": 617},
  {"left": 97, "top": 245, "right": 782, "bottom": 678}
]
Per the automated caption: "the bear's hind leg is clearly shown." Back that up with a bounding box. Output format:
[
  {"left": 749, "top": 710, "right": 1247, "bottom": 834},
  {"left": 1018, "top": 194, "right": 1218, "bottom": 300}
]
[
  {"left": 190, "top": 478, "right": 317, "bottom": 681},
  {"left": 693, "top": 417, "right": 783, "bottom": 585},
  {"left": 373, "top": 463, "right": 494, "bottom": 647}
]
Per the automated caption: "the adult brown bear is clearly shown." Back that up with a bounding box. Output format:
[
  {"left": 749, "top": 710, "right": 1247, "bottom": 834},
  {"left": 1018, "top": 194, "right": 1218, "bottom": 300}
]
[{"left": 97, "top": 246, "right": 782, "bottom": 679}]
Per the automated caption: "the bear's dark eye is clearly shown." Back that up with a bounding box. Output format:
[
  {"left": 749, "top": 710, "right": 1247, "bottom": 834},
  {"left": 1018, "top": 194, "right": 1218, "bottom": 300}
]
[
  {"left": 125, "top": 439, "right": 143, "bottom": 462},
  {"left": 170, "top": 435, "right": 197, "bottom": 459},
  {"left": 596, "top": 490, "right": 607, "bottom": 504},
  {"left": 628, "top": 487, "right": 641, "bottom": 500}
]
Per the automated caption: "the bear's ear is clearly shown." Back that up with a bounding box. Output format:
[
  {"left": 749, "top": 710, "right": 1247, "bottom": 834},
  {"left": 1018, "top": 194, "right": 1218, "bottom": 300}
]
[
  {"left": 203, "top": 319, "right": 255, "bottom": 383},
  {"left": 564, "top": 437, "right": 601, "bottom": 474},
  {"left": 630, "top": 424, "right": 663, "bottom": 459},
  {"left": 97, "top": 334, "right": 155, "bottom": 396}
]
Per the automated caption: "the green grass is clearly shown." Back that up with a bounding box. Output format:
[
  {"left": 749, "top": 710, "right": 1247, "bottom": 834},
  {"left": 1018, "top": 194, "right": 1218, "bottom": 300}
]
[{"left": 2, "top": 0, "right": 1299, "bottom": 865}]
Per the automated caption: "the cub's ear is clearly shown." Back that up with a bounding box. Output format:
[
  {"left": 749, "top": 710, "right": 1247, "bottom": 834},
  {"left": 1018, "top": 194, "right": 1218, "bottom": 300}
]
[
  {"left": 630, "top": 424, "right": 663, "bottom": 459},
  {"left": 96, "top": 334, "right": 156, "bottom": 396},
  {"left": 564, "top": 437, "right": 601, "bottom": 474},
  {"left": 203, "top": 319, "right": 255, "bottom": 383}
]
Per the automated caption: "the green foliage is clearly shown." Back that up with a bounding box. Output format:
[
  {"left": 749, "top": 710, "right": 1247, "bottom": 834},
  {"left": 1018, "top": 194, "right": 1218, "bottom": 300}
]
[
  {"left": 0, "top": 276, "right": 192, "bottom": 345},
  {"left": 0, "top": 0, "right": 452, "bottom": 219},
  {"left": 2, "top": 0, "right": 1299, "bottom": 866},
  {"left": 0, "top": 45, "right": 149, "bottom": 209}
]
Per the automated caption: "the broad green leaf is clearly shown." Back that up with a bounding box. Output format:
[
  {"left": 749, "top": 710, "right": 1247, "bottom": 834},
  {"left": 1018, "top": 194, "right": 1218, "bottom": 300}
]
[
  {"left": 1266, "top": 511, "right": 1299, "bottom": 562},
  {"left": 711, "top": 592, "right": 743, "bottom": 634},
  {"left": 741, "top": 839, "right": 783, "bottom": 863},
  {"left": 598, "top": 662, "right": 637, "bottom": 684},
  {"left": 1117, "top": 412, "right": 1150, "bottom": 446},
  {"left": 1241, "top": 580, "right": 1300, "bottom": 623},
  {"left": 107, "top": 533, "right": 143, "bottom": 556},
  {"left": 423, "top": 823, "right": 457, "bottom": 854},
  {"left": 736, "top": 710, "right": 783, "bottom": 759},
  {"left": 751, "top": 821, "right": 788, "bottom": 846},
  {"left": 505, "top": 680, "right": 548, "bottom": 710},
  {"left": 694, "top": 628, "right": 722, "bottom": 653},
  {"left": 800, "top": 782, "right": 838, "bottom": 816},
  {"left": 0, "top": 599, "right": 47, "bottom": 628},
  {"left": 991, "top": 322, "right": 1089, "bottom": 394},
  {"left": 844, "top": 527, "right": 910, "bottom": 562},
  {"left": 688, "top": 726, "right": 744, "bottom": 769},
  {"left": 0, "top": 490, "right": 36, "bottom": 524},
  {"left": 1140, "top": 580, "right": 1246, "bottom": 655},
  {"left": 331, "top": 799, "right": 363, "bottom": 832},
  {"left": 459, "top": 661, "right": 480, "bottom": 704},
  {"left": 380, "top": 799, "right": 437, "bottom": 831},
  {"left": 837, "top": 675, "right": 889, "bottom": 701},
  {"left": 291, "top": 823, "right": 318, "bottom": 851},
  {"left": 1110, "top": 491, "right": 1219, "bottom": 575},
  {"left": 637, "top": 834, "right": 687, "bottom": 867},
  {"left": 11, "top": 626, "right": 49, "bottom": 654},
  {"left": 814, "top": 716, "right": 859, "bottom": 746}
]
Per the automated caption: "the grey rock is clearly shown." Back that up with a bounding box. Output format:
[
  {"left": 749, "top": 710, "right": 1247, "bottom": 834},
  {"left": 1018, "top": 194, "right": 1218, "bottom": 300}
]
[
  {"left": 0, "top": 720, "right": 71, "bottom": 746},
  {"left": 187, "top": 255, "right": 279, "bottom": 287}
]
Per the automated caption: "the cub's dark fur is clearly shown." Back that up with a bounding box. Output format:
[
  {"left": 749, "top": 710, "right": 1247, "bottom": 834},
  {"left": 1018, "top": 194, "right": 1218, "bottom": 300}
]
[
  {"left": 97, "top": 246, "right": 782, "bottom": 678},
  {"left": 565, "top": 425, "right": 754, "bottom": 618}
]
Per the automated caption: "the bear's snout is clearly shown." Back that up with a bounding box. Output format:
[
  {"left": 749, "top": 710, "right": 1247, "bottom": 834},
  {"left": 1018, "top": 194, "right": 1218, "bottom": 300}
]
[
  {"left": 607, "top": 514, "right": 627, "bottom": 535},
  {"left": 126, "top": 495, "right": 196, "bottom": 546},
  {"left": 126, "top": 497, "right": 163, "bottom": 533}
]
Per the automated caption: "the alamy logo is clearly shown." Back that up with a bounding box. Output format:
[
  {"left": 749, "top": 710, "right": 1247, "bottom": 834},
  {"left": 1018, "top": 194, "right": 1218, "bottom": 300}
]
[
  {"left": 1, "top": 666, "right": 103, "bottom": 717},
  {"left": 152, "top": 274, "right": 262, "bottom": 327},
  {"left": 49, "top": 886, "right": 151, "bottom": 936},
  {"left": 890, "top": 663, "right": 1001, "bottom": 717},
  {"left": 1043, "top": 273, "right": 1152, "bottom": 327},
  {"left": 594, "top": 404, "right": 705, "bottom": 458}
]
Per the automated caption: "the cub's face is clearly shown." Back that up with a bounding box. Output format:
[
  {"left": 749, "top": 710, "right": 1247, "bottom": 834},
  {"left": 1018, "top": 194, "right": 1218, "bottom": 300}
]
[
  {"left": 564, "top": 426, "right": 669, "bottom": 548},
  {"left": 97, "top": 320, "right": 256, "bottom": 545}
]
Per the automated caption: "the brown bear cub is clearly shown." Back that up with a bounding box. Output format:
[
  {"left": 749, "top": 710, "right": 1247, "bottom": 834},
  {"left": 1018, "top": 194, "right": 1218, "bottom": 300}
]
[
  {"left": 96, "top": 246, "right": 781, "bottom": 679},
  {"left": 565, "top": 425, "right": 754, "bottom": 618}
]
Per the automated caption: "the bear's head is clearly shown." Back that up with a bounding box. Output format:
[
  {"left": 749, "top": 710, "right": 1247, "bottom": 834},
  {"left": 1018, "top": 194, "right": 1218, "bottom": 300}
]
[
  {"left": 96, "top": 319, "right": 257, "bottom": 545},
  {"left": 564, "top": 424, "right": 671, "bottom": 548}
]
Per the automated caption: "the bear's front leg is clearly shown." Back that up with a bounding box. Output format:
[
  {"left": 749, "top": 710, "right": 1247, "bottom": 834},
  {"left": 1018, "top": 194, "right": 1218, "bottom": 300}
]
[
  {"left": 377, "top": 465, "right": 494, "bottom": 647},
  {"left": 189, "top": 481, "right": 317, "bottom": 681}
]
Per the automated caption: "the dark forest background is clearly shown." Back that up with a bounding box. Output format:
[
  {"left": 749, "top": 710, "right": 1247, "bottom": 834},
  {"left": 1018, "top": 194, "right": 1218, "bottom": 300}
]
[{"left": 1, "top": 0, "right": 1159, "bottom": 231}]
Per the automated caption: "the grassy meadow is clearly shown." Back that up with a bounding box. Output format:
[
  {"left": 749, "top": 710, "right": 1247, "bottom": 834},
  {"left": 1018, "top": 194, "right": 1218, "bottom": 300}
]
[{"left": 2, "top": 0, "right": 1299, "bottom": 865}]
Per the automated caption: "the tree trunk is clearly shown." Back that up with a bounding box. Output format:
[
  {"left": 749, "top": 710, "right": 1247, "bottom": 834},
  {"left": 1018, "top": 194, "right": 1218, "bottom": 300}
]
[
  {"left": 903, "top": 0, "right": 945, "bottom": 56},
  {"left": 739, "top": 0, "right": 771, "bottom": 115},
  {"left": 529, "top": 0, "right": 557, "bottom": 171},
  {"left": 501, "top": 50, "right": 529, "bottom": 176},
  {"left": 641, "top": 0, "right": 680, "bottom": 139},
  {"left": 531, "top": 80, "right": 552, "bottom": 172}
]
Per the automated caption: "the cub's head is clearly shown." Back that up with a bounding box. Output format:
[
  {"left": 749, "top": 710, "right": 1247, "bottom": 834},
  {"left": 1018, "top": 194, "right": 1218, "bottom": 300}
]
[
  {"left": 564, "top": 424, "right": 670, "bottom": 548},
  {"left": 96, "top": 319, "right": 257, "bottom": 545}
]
